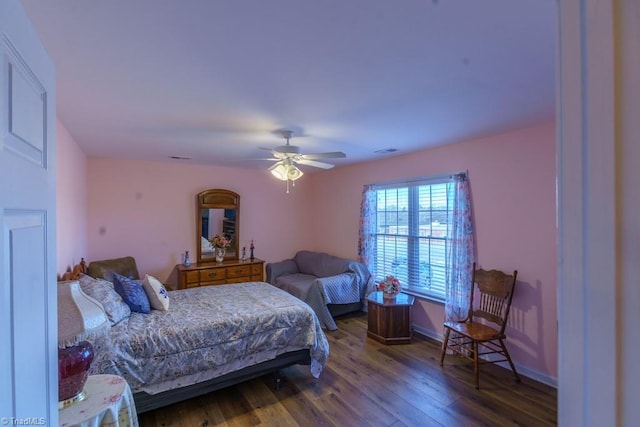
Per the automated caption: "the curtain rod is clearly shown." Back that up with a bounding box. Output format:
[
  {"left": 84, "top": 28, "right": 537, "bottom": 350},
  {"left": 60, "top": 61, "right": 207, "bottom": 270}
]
[{"left": 369, "top": 170, "right": 468, "bottom": 188}]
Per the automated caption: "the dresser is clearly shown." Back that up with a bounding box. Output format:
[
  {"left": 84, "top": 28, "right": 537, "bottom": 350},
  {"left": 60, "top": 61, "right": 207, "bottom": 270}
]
[{"left": 177, "top": 258, "right": 265, "bottom": 289}]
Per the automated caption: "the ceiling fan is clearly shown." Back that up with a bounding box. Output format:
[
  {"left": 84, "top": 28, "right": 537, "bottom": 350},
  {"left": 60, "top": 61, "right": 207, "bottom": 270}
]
[{"left": 259, "top": 130, "right": 346, "bottom": 192}]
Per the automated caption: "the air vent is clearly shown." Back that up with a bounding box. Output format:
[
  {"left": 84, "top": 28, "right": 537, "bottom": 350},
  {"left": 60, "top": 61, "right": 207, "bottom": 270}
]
[
  {"left": 374, "top": 148, "right": 398, "bottom": 154},
  {"left": 169, "top": 156, "right": 191, "bottom": 160}
]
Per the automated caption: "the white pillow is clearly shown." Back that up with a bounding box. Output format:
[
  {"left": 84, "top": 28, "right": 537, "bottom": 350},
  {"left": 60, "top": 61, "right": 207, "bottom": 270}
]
[{"left": 142, "top": 274, "right": 170, "bottom": 311}]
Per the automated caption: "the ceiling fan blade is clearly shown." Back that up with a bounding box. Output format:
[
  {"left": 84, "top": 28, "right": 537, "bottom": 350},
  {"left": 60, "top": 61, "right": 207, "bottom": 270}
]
[
  {"left": 296, "top": 159, "right": 335, "bottom": 169},
  {"left": 258, "top": 147, "right": 287, "bottom": 160},
  {"left": 300, "top": 151, "right": 346, "bottom": 160}
]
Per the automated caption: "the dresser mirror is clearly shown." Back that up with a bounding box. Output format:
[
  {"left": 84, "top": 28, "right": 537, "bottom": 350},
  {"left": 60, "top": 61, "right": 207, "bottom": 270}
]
[{"left": 196, "top": 189, "right": 239, "bottom": 263}]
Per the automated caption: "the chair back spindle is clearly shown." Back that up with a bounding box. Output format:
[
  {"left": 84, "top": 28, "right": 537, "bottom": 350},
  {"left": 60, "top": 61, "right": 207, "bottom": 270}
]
[{"left": 471, "top": 268, "right": 517, "bottom": 335}]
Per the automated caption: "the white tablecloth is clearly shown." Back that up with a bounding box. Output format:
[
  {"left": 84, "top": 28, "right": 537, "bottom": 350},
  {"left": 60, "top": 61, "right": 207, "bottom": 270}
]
[{"left": 59, "top": 374, "right": 138, "bottom": 427}]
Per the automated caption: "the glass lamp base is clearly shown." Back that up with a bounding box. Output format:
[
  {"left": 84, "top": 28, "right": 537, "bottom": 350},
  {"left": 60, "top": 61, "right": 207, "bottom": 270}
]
[
  {"left": 58, "top": 341, "right": 94, "bottom": 405},
  {"left": 58, "top": 389, "right": 86, "bottom": 409}
]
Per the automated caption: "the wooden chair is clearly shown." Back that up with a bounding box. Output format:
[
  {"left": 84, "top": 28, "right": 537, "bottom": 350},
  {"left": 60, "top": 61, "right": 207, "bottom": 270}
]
[{"left": 439, "top": 263, "right": 520, "bottom": 389}]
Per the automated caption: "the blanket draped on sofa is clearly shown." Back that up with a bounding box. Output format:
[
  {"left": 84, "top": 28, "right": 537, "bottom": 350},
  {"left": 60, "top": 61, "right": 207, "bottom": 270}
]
[{"left": 267, "top": 251, "right": 372, "bottom": 330}]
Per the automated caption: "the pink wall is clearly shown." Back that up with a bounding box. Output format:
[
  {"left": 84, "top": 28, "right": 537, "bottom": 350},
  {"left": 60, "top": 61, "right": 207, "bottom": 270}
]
[
  {"left": 56, "top": 120, "right": 88, "bottom": 276},
  {"left": 85, "top": 158, "right": 314, "bottom": 286},
  {"left": 57, "top": 120, "right": 557, "bottom": 383},
  {"left": 309, "top": 122, "right": 557, "bottom": 382}
]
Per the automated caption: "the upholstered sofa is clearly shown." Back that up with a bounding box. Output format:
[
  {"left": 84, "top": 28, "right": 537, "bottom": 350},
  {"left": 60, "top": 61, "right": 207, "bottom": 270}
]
[
  {"left": 266, "top": 250, "right": 372, "bottom": 330},
  {"left": 86, "top": 256, "right": 140, "bottom": 282}
]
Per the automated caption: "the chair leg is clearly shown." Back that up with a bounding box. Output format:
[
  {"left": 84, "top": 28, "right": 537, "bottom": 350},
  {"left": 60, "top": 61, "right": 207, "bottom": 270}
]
[
  {"left": 499, "top": 338, "right": 521, "bottom": 383},
  {"left": 440, "top": 328, "right": 451, "bottom": 366},
  {"left": 473, "top": 341, "right": 480, "bottom": 389}
]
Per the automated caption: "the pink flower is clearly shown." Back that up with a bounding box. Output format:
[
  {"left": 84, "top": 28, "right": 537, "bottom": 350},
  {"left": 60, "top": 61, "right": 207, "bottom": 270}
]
[
  {"left": 377, "top": 275, "right": 401, "bottom": 293},
  {"left": 209, "top": 234, "right": 231, "bottom": 249}
]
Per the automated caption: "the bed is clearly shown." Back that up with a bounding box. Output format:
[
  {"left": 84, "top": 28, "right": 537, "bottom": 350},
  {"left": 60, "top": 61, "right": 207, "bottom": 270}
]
[{"left": 64, "top": 261, "right": 329, "bottom": 413}]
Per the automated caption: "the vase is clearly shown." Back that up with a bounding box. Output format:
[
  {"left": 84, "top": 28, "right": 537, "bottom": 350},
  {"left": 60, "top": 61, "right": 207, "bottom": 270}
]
[
  {"left": 382, "top": 283, "right": 401, "bottom": 299},
  {"left": 214, "top": 247, "right": 226, "bottom": 263},
  {"left": 383, "top": 289, "right": 400, "bottom": 299}
]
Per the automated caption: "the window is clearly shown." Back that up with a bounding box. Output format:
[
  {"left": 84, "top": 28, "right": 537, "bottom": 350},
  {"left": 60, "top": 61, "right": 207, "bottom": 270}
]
[{"left": 372, "top": 177, "right": 454, "bottom": 301}]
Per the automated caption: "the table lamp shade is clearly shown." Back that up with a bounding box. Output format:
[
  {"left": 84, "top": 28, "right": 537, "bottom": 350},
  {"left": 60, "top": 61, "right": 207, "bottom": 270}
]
[
  {"left": 58, "top": 280, "right": 108, "bottom": 405},
  {"left": 58, "top": 280, "right": 108, "bottom": 347}
]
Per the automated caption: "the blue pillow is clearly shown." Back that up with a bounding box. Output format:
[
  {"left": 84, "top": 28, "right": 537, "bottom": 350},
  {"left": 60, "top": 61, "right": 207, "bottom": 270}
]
[{"left": 113, "top": 273, "right": 151, "bottom": 314}]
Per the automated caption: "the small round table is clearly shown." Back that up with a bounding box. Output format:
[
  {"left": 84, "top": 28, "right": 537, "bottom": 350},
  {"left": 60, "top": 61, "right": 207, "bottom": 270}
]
[
  {"left": 59, "top": 374, "right": 138, "bottom": 427},
  {"left": 367, "top": 291, "right": 415, "bottom": 345}
]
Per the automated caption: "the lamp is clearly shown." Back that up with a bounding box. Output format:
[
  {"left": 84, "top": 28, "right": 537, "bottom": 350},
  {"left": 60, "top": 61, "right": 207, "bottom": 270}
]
[
  {"left": 58, "top": 280, "right": 109, "bottom": 408},
  {"left": 269, "top": 160, "right": 304, "bottom": 182},
  {"left": 286, "top": 164, "right": 303, "bottom": 180},
  {"left": 269, "top": 160, "right": 304, "bottom": 193},
  {"left": 269, "top": 163, "right": 289, "bottom": 181}
]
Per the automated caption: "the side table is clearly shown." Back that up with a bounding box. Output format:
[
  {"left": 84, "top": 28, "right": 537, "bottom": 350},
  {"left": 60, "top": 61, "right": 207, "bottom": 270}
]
[
  {"left": 59, "top": 374, "right": 138, "bottom": 427},
  {"left": 367, "top": 291, "right": 415, "bottom": 345}
]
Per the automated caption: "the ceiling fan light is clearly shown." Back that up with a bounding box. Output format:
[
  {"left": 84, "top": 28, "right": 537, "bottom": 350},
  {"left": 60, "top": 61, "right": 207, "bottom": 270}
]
[
  {"left": 270, "top": 164, "right": 289, "bottom": 181},
  {"left": 287, "top": 165, "right": 304, "bottom": 181}
]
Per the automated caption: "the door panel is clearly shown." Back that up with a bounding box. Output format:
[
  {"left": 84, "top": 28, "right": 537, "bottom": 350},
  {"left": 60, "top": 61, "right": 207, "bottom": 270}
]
[
  {"left": 0, "top": 0, "right": 56, "bottom": 424},
  {"left": 5, "top": 211, "right": 48, "bottom": 414},
  {"left": 5, "top": 52, "right": 47, "bottom": 166}
]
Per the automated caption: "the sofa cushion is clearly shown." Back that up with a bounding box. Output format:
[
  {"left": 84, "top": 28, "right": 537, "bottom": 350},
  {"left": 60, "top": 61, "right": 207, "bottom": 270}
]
[
  {"left": 275, "top": 273, "right": 318, "bottom": 299},
  {"left": 294, "top": 250, "right": 351, "bottom": 278}
]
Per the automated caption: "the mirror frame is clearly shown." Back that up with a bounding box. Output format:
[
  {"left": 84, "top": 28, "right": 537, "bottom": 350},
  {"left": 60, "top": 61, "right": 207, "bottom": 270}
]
[{"left": 196, "top": 189, "right": 240, "bottom": 263}]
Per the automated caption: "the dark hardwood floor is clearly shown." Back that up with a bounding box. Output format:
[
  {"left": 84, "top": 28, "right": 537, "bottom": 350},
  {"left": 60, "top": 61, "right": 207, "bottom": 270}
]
[{"left": 138, "top": 313, "right": 557, "bottom": 426}]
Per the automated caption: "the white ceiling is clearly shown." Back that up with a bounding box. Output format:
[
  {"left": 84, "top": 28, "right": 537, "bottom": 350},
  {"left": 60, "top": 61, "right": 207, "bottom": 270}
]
[{"left": 21, "top": 0, "right": 556, "bottom": 172}]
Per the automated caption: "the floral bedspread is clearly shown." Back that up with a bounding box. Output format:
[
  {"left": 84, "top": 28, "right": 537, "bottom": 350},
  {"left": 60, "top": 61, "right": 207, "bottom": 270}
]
[{"left": 89, "top": 281, "right": 329, "bottom": 394}]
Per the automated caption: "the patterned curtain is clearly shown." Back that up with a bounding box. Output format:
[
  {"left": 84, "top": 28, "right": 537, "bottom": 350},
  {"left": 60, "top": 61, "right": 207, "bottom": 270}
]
[
  {"left": 444, "top": 173, "right": 475, "bottom": 322},
  {"left": 357, "top": 185, "right": 377, "bottom": 295}
]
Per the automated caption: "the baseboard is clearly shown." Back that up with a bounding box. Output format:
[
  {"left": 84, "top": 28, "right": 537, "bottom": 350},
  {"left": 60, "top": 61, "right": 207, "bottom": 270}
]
[
  {"left": 412, "top": 324, "right": 558, "bottom": 389},
  {"left": 412, "top": 324, "right": 441, "bottom": 341}
]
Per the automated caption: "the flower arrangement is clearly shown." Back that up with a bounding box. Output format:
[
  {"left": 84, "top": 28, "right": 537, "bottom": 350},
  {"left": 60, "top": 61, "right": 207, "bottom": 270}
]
[
  {"left": 377, "top": 275, "right": 401, "bottom": 296},
  {"left": 209, "top": 234, "right": 232, "bottom": 249}
]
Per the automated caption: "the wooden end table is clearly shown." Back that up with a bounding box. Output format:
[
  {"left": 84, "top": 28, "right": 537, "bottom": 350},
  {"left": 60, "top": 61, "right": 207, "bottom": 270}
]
[{"left": 367, "top": 291, "right": 415, "bottom": 345}]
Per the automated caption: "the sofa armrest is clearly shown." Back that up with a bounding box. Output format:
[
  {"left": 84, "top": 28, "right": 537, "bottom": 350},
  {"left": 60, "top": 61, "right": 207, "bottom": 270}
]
[
  {"left": 315, "top": 272, "right": 356, "bottom": 288},
  {"left": 317, "top": 272, "right": 356, "bottom": 285},
  {"left": 266, "top": 259, "right": 299, "bottom": 285},
  {"left": 315, "top": 272, "right": 361, "bottom": 303}
]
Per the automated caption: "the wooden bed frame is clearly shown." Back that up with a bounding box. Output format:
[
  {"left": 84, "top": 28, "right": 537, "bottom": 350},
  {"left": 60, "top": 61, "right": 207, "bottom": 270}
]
[{"left": 60, "top": 259, "right": 313, "bottom": 413}]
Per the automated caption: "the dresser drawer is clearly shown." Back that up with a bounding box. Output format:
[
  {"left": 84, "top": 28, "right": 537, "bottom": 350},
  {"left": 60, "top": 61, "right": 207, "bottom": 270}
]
[
  {"left": 177, "top": 260, "right": 264, "bottom": 290},
  {"left": 226, "top": 265, "right": 251, "bottom": 279},
  {"left": 199, "top": 268, "right": 226, "bottom": 282},
  {"left": 184, "top": 270, "right": 200, "bottom": 285},
  {"left": 251, "top": 264, "right": 263, "bottom": 275}
]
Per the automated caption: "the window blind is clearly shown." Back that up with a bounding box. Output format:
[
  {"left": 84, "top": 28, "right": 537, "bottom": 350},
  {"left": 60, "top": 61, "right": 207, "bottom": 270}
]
[{"left": 372, "top": 178, "right": 453, "bottom": 300}]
